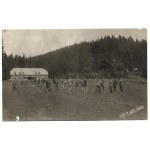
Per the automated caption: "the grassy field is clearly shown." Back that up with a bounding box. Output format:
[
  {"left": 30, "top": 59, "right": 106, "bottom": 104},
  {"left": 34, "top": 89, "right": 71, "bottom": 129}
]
[{"left": 2, "top": 79, "right": 147, "bottom": 121}]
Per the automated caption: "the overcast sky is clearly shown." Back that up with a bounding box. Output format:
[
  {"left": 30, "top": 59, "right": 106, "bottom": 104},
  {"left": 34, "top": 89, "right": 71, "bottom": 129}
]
[{"left": 3, "top": 29, "right": 147, "bottom": 57}]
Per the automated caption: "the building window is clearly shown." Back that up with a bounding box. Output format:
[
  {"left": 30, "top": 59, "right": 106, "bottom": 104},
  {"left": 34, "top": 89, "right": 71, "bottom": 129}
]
[
  {"left": 22, "top": 72, "right": 24, "bottom": 75},
  {"left": 38, "top": 72, "right": 40, "bottom": 74},
  {"left": 19, "top": 72, "right": 21, "bottom": 75},
  {"left": 14, "top": 72, "right": 16, "bottom": 75},
  {"left": 35, "top": 72, "right": 37, "bottom": 74}
]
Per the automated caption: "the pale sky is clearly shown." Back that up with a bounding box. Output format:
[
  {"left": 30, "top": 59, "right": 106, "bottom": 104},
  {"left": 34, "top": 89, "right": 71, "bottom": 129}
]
[{"left": 3, "top": 29, "right": 147, "bottom": 57}]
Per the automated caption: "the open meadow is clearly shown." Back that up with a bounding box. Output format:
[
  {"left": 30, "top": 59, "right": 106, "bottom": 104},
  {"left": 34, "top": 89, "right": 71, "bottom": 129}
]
[{"left": 2, "top": 79, "right": 147, "bottom": 121}]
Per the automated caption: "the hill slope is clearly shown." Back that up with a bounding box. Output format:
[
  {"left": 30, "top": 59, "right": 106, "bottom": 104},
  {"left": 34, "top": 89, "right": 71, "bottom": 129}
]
[{"left": 3, "top": 35, "right": 147, "bottom": 79}]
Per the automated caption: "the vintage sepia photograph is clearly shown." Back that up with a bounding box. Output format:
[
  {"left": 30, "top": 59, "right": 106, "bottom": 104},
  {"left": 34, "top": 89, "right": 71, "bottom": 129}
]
[{"left": 2, "top": 29, "right": 147, "bottom": 121}]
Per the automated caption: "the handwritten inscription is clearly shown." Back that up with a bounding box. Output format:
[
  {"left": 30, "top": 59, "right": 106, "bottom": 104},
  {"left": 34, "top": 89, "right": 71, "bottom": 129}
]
[{"left": 120, "top": 105, "right": 144, "bottom": 119}]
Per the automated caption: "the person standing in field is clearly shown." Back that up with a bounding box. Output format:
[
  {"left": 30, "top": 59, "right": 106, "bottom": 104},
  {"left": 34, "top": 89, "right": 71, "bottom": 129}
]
[
  {"left": 32, "top": 78, "right": 36, "bottom": 87},
  {"left": 79, "top": 80, "right": 84, "bottom": 92},
  {"left": 96, "top": 80, "right": 101, "bottom": 93},
  {"left": 119, "top": 79, "right": 123, "bottom": 92},
  {"left": 46, "top": 79, "right": 51, "bottom": 92},
  {"left": 46, "top": 80, "right": 49, "bottom": 92},
  {"left": 83, "top": 79, "right": 87, "bottom": 93},
  {"left": 113, "top": 79, "right": 118, "bottom": 92},
  {"left": 63, "top": 79, "right": 67, "bottom": 92},
  {"left": 109, "top": 79, "right": 113, "bottom": 93},
  {"left": 68, "top": 77, "right": 73, "bottom": 94},
  {"left": 61, "top": 79, "right": 65, "bottom": 91},
  {"left": 13, "top": 82, "right": 17, "bottom": 92},
  {"left": 55, "top": 79, "right": 59, "bottom": 91},
  {"left": 48, "top": 79, "right": 51, "bottom": 92},
  {"left": 75, "top": 77, "right": 79, "bottom": 92},
  {"left": 32, "top": 79, "right": 35, "bottom": 87},
  {"left": 101, "top": 79, "right": 105, "bottom": 92},
  {"left": 37, "top": 79, "right": 40, "bottom": 87}
]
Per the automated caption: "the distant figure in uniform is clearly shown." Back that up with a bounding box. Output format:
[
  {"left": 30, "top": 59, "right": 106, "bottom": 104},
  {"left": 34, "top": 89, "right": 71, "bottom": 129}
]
[
  {"left": 47, "top": 79, "right": 51, "bottom": 92},
  {"left": 75, "top": 77, "right": 79, "bottom": 92},
  {"left": 41, "top": 79, "right": 45, "bottom": 86},
  {"left": 55, "top": 79, "right": 59, "bottom": 91},
  {"left": 96, "top": 80, "right": 101, "bottom": 93},
  {"left": 79, "top": 80, "right": 84, "bottom": 92},
  {"left": 63, "top": 80, "right": 67, "bottom": 92},
  {"left": 37, "top": 79, "right": 40, "bottom": 87},
  {"left": 32, "top": 78, "right": 36, "bottom": 87},
  {"left": 119, "top": 79, "right": 123, "bottom": 92},
  {"left": 46, "top": 79, "right": 51, "bottom": 92},
  {"left": 113, "top": 79, "right": 118, "bottom": 92},
  {"left": 46, "top": 80, "right": 49, "bottom": 92},
  {"left": 68, "top": 77, "right": 73, "bottom": 94},
  {"left": 32, "top": 80, "right": 35, "bottom": 87},
  {"left": 109, "top": 79, "right": 113, "bottom": 93},
  {"left": 83, "top": 79, "right": 87, "bottom": 93},
  {"left": 13, "top": 82, "right": 17, "bottom": 92},
  {"left": 101, "top": 79, "right": 105, "bottom": 92},
  {"left": 61, "top": 79, "right": 65, "bottom": 91}
]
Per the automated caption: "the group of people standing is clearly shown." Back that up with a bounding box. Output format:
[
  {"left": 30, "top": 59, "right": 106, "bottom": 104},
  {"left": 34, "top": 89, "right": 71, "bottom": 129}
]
[
  {"left": 12, "top": 77, "right": 123, "bottom": 94},
  {"left": 108, "top": 79, "right": 123, "bottom": 93},
  {"left": 95, "top": 79, "right": 123, "bottom": 93},
  {"left": 53, "top": 77, "right": 88, "bottom": 94},
  {"left": 34, "top": 77, "right": 88, "bottom": 94},
  {"left": 46, "top": 78, "right": 123, "bottom": 94}
]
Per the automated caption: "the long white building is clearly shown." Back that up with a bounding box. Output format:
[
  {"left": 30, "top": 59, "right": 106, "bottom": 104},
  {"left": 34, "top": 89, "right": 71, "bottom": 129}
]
[{"left": 10, "top": 68, "right": 48, "bottom": 80}]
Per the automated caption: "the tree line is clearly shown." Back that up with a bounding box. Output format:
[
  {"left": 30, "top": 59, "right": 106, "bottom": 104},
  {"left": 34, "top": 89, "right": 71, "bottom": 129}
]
[{"left": 2, "top": 35, "right": 147, "bottom": 80}]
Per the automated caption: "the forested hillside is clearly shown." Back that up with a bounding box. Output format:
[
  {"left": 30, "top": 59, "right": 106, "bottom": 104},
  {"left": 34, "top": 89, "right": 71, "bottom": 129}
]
[{"left": 2, "top": 35, "right": 147, "bottom": 80}]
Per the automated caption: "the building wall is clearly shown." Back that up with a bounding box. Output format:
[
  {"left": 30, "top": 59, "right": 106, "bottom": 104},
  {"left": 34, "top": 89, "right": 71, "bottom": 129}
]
[
  {"left": 10, "top": 75, "right": 48, "bottom": 80},
  {"left": 10, "top": 68, "right": 48, "bottom": 80}
]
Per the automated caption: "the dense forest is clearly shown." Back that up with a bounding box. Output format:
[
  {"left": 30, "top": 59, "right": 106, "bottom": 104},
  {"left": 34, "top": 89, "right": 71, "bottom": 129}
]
[{"left": 2, "top": 35, "right": 147, "bottom": 80}]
